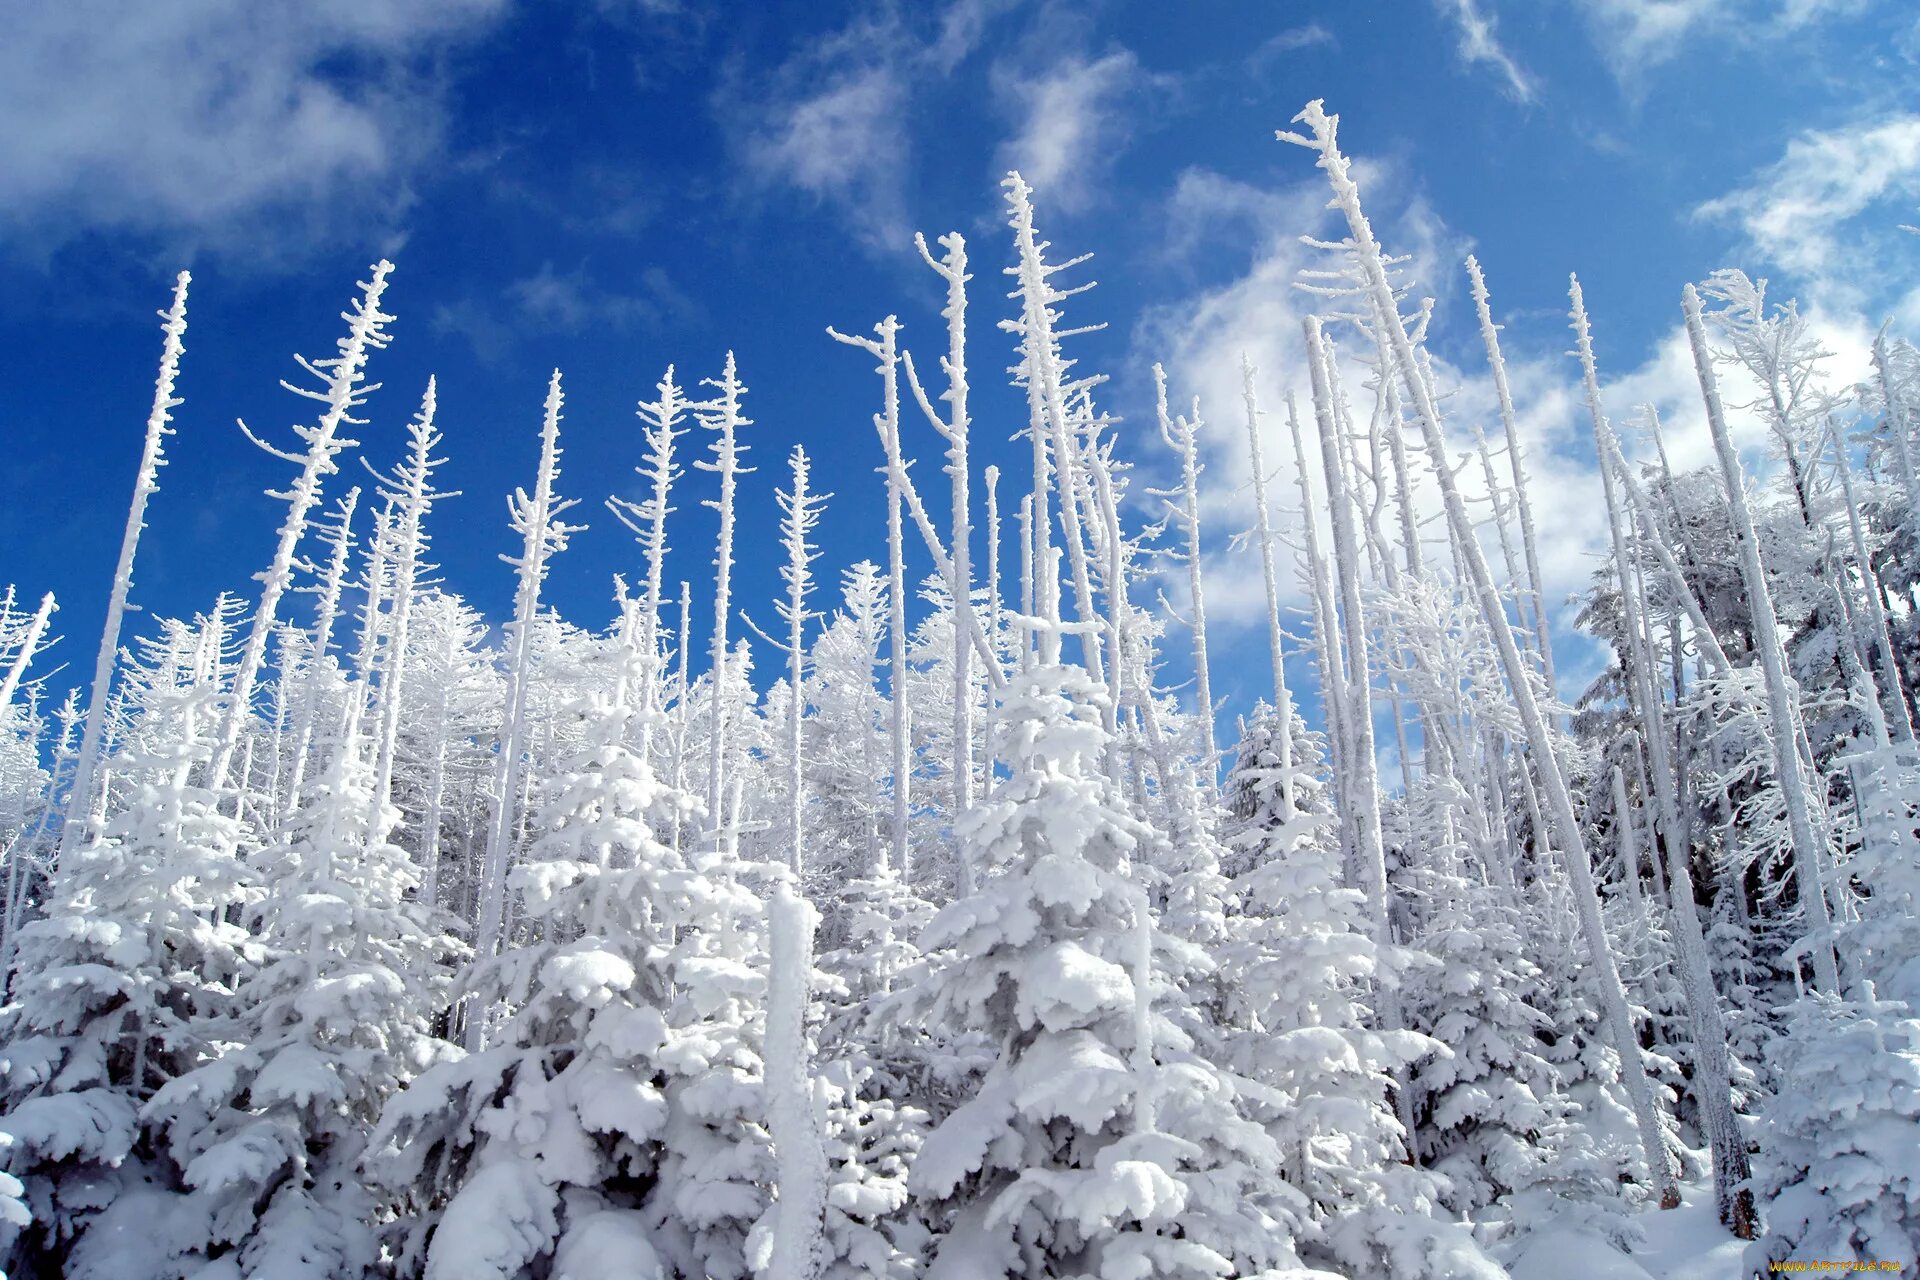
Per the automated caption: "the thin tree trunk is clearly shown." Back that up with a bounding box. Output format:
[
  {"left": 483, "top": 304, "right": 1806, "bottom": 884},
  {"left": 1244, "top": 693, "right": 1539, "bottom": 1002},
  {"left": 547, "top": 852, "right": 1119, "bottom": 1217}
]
[
  {"left": 59, "top": 273, "right": 190, "bottom": 866},
  {"left": 1240, "top": 359, "right": 1296, "bottom": 808},
  {"left": 212, "top": 262, "right": 394, "bottom": 795},
  {"left": 1469, "top": 255, "right": 1559, "bottom": 693},
  {"left": 1683, "top": 283, "right": 1841, "bottom": 995},
  {"left": 475, "top": 372, "right": 583, "bottom": 1002}
]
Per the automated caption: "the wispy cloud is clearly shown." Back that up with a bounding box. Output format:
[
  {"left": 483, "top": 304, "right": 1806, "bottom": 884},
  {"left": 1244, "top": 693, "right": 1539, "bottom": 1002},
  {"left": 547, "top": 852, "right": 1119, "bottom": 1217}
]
[
  {"left": 993, "top": 51, "right": 1147, "bottom": 213},
  {"left": 736, "top": 60, "right": 912, "bottom": 247},
  {"left": 434, "top": 261, "right": 697, "bottom": 363},
  {"left": 1695, "top": 112, "right": 1920, "bottom": 300},
  {"left": 0, "top": 0, "right": 508, "bottom": 264},
  {"left": 1432, "top": 0, "right": 1538, "bottom": 103},
  {"left": 1262, "top": 24, "right": 1336, "bottom": 56},
  {"left": 1573, "top": 0, "right": 1872, "bottom": 84},
  {"left": 1576, "top": 0, "right": 1720, "bottom": 74},
  {"left": 718, "top": 3, "right": 1012, "bottom": 251},
  {"left": 1243, "top": 23, "right": 1336, "bottom": 76}
]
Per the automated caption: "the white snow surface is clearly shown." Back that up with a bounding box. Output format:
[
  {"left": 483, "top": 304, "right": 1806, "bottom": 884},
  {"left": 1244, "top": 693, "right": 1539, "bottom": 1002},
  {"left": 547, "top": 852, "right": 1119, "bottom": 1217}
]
[{"left": 1508, "top": 1180, "right": 1743, "bottom": 1280}]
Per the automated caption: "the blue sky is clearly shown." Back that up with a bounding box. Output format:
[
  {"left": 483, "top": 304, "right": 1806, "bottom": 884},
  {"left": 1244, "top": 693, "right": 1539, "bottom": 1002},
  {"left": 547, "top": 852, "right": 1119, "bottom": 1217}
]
[{"left": 3, "top": 0, "right": 1917, "bottom": 725}]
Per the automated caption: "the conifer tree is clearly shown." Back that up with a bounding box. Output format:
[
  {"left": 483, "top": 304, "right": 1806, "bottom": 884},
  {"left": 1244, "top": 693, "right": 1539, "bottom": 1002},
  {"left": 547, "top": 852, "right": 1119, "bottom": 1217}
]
[{"left": 0, "top": 615, "right": 249, "bottom": 1279}]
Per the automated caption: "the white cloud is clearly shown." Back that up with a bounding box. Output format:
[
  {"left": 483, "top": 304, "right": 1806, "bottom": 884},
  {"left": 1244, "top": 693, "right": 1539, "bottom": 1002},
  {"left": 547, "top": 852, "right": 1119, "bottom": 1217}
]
[
  {"left": 1576, "top": 0, "right": 1720, "bottom": 73},
  {"left": 720, "top": 3, "right": 1010, "bottom": 251},
  {"left": 737, "top": 63, "right": 912, "bottom": 246},
  {"left": 1695, "top": 113, "right": 1920, "bottom": 289},
  {"left": 1252, "top": 24, "right": 1335, "bottom": 60},
  {"left": 993, "top": 51, "right": 1146, "bottom": 212},
  {"left": 926, "top": 0, "right": 1025, "bottom": 75},
  {"left": 507, "top": 262, "right": 678, "bottom": 331},
  {"left": 0, "top": 0, "right": 506, "bottom": 260},
  {"left": 1432, "top": 0, "right": 1538, "bottom": 103},
  {"left": 1574, "top": 0, "right": 1873, "bottom": 81}
]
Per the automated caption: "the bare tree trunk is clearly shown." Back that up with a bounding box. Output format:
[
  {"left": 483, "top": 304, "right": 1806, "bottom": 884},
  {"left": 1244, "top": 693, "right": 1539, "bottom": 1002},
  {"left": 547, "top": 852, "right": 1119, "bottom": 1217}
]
[
  {"left": 1239, "top": 359, "right": 1296, "bottom": 808},
  {"left": 59, "top": 273, "right": 189, "bottom": 866},
  {"left": 474, "top": 372, "right": 585, "bottom": 1009},
  {"left": 212, "top": 262, "right": 394, "bottom": 795},
  {"left": 1469, "top": 256, "right": 1558, "bottom": 694},
  {"left": 1683, "top": 284, "right": 1841, "bottom": 995}
]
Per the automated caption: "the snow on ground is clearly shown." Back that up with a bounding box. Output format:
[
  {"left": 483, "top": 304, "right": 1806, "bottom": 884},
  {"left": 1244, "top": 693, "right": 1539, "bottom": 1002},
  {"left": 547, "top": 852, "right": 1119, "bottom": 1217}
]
[
  {"left": 1636, "top": 1182, "right": 1748, "bottom": 1280},
  {"left": 1508, "top": 1181, "right": 1744, "bottom": 1280}
]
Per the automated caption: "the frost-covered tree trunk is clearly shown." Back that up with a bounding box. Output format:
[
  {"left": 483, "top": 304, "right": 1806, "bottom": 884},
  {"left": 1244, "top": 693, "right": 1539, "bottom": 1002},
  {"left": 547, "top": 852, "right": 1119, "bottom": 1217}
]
[
  {"left": 1081, "top": 428, "right": 1150, "bottom": 803},
  {"left": 1600, "top": 436, "right": 1735, "bottom": 679},
  {"left": 212, "top": 262, "right": 395, "bottom": 795},
  {"left": 1236, "top": 360, "right": 1296, "bottom": 810},
  {"left": 608, "top": 366, "right": 690, "bottom": 763},
  {"left": 1468, "top": 255, "right": 1557, "bottom": 692},
  {"left": 1350, "top": 334, "right": 1446, "bottom": 795},
  {"left": 1473, "top": 428, "right": 1526, "bottom": 636},
  {"left": 346, "top": 503, "right": 395, "bottom": 742},
  {"left": 474, "top": 371, "right": 585, "bottom": 994},
  {"left": 57, "top": 272, "right": 189, "bottom": 867},
  {"left": 1003, "top": 174, "right": 1111, "bottom": 684},
  {"left": 1303, "top": 318, "right": 1396, "bottom": 996},
  {"left": 1282, "top": 102, "right": 1679, "bottom": 1207},
  {"left": 1287, "top": 390, "right": 1350, "bottom": 804},
  {"left": 671, "top": 578, "right": 693, "bottom": 858},
  {"left": 1828, "top": 427, "right": 1916, "bottom": 744},
  {"left": 365, "top": 380, "right": 452, "bottom": 840},
  {"left": 829, "top": 321, "right": 914, "bottom": 880},
  {"left": 1151, "top": 367, "right": 1219, "bottom": 797},
  {"left": 763, "top": 884, "right": 829, "bottom": 1280},
  {"left": 772, "top": 446, "right": 827, "bottom": 876},
  {"left": 1683, "top": 283, "right": 1841, "bottom": 995},
  {"left": 285, "top": 489, "right": 360, "bottom": 811},
  {"left": 697, "top": 354, "right": 753, "bottom": 844},
  {"left": 906, "top": 232, "right": 978, "bottom": 840},
  {"left": 985, "top": 464, "right": 1004, "bottom": 656},
  {"left": 0, "top": 595, "right": 55, "bottom": 717},
  {"left": 416, "top": 624, "right": 455, "bottom": 913}
]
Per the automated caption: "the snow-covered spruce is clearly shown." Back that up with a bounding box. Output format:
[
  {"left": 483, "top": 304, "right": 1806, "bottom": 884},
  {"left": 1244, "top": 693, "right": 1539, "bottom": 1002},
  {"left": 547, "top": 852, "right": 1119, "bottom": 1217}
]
[
  {"left": 905, "top": 659, "right": 1339, "bottom": 1279},
  {"left": 0, "top": 616, "right": 251, "bottom": 1279},
  {"left": 1744, "top": 993, "right": 1920, "bottom": 1277},
  {"left": 143, "top": 725, "right": 456, "bottom": 1279}
]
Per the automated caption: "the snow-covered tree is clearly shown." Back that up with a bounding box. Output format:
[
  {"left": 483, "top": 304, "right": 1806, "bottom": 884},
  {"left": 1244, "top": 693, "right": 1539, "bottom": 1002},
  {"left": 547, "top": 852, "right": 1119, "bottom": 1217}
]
[
  {"left": 0, "top": 614, "right": 251, "bottom": 1279},
  {"left": 369, "top": 600, "right": 693, "bottom": 1279},
  {"left": 1745, "top": 993, "right": 1920, "bottom": 1276},
  {"left": 475, "top": 371, "right": 588, "bottom": 987},
  {"left": 905, "top": 650, "right": 1325, "bottom": 1280},
  {"left": 144, "top": 718, "right": 455, "bottom": 1279},
  {"left": 212, "top": 262, "right": 396, "bottom": 796},
  {"left": 57, "top": 272, "right": 190, "bottom": 867}
]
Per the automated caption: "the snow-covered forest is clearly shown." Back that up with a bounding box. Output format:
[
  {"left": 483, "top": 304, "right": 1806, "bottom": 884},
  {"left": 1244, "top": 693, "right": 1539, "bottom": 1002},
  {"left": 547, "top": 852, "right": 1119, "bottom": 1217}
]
[{"left": 2, "top": 97, "right": 1918, "bottom": 1280}]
